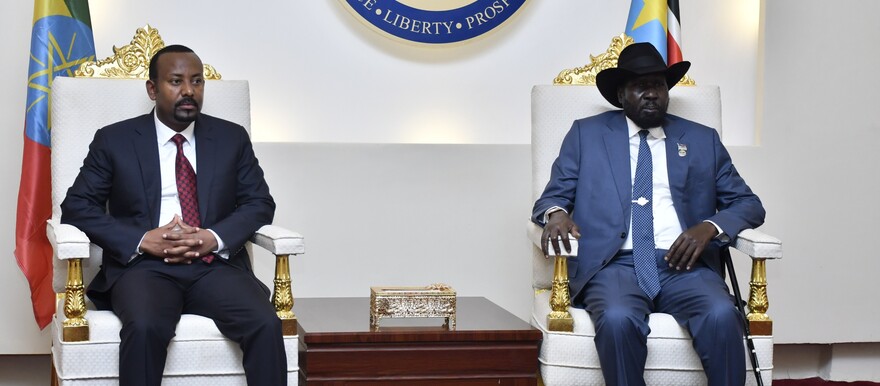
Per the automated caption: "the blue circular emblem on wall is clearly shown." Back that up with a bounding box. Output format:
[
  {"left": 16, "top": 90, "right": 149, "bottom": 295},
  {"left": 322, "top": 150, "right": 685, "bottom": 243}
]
[{"left": 342, "top": 0, "right": 527, "bottom": 44}]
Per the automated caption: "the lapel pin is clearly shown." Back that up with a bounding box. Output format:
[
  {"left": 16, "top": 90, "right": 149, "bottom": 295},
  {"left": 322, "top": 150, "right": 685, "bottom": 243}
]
[{"left": 677, "top": 143, "right": 687, "bottom": 157}]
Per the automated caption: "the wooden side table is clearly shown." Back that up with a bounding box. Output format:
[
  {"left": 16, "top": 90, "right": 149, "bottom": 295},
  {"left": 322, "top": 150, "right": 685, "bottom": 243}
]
[{"left": 296, "top": 297, "right": 541, "bottom": 385}]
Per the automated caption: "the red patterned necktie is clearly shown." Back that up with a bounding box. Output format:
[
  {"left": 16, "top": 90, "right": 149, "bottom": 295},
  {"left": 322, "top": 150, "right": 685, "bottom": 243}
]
[{"left": 171, "top": 134, "right": 213, "bottom": 263}]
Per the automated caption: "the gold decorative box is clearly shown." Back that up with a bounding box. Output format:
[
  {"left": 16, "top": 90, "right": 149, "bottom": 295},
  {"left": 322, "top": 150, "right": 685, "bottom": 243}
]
[{"left": 370, "top": 284, "right": 456, "bottom": 330}]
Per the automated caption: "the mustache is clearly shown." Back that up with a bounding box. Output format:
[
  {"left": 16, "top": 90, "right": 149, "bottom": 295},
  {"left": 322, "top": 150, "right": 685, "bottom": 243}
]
[{"left": 175, "top": 98, "right": 199, "bottom": 109}]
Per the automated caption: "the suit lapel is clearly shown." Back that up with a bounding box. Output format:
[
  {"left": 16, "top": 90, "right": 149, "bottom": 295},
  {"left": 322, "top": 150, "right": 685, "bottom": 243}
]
[
  {"left": 194, "top": 116, "right": 215, "bottom": 225},
  {"left": 664, "top": 115, "right": 689, "bottom": 224},
  {"left": 133, "top": 113, "right": 161, "bottom": 228},
  {"left": 603, "top": 112, "right": 632, "bottom": 219}
]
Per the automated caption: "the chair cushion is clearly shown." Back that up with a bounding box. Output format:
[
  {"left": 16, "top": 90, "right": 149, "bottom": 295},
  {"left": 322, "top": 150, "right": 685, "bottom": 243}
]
[
  {"left": 531, "top": 291, "right": 773, "bottom": 386},
  {"left": 51, "top": 303, "right": 298, "bottom": 384},
  {"left": 252, "top": 225, "right": 306, "bottom": 255}
]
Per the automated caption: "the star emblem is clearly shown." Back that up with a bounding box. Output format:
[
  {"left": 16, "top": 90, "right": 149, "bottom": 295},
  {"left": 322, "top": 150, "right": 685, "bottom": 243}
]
[{"left": 632, "top": 0, "right": 668, "bottom": 32}]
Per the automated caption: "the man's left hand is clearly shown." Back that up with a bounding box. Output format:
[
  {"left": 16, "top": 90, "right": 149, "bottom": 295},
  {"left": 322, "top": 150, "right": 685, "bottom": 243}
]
[
  {"left": 162, "top": 221, "right": 219, "bottom": 264},
  {"left": 664, "top": 222, "right": 718, "bottom": 271}
]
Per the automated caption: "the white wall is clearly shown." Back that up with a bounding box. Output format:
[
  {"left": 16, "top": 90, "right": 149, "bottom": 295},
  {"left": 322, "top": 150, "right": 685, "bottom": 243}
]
[
  {"left": 81, "top": 0, "right": 759, "bottom": 145},
  {"left": 757, "top": 0, "right": 880, "bottom": 344},
  {"left": 250, "top": 143, "right": 532, "bottom": 317},
  {"left": 3, "top": 0, "right": 876, "bottom": 369}
]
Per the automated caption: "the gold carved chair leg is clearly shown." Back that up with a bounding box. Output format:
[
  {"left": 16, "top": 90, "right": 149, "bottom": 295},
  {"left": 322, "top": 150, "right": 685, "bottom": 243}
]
[
  {"left": 747, "top": 258, "right": 772, "bottom": 335},
  {"left": 63, "top": 258, "right": 89, "bottom": 342},
  {"left": 548, "top": 255, "right": 574, "bottom": 332},
  {"left": 271, "top": 254, "right": 297, "bottom": 335}
]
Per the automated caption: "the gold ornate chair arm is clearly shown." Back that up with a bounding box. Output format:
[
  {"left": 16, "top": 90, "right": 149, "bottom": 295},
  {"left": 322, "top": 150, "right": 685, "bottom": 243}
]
[
  {"left": 732, "top": 228, "right": 783, "bottom": 336},
  {"left": 528, "top": 221, "right": 575, "bottom": 332},
  {"left": 47, "top": 220, "right": 91, "bottom": 342},
  {"left": 548, "top": 255, "right": 574, "bottom": 332},
  {"left": 251, "top": 225, "right": 305, "bottom": 336},
  {"left": 747, "top": 259, "right": 771, "bottom": 335},
  {"left": 62, "top": 258, "right": 90, "bottom": 342},
  {"left": 271, "top": 254, "right": 297, "bottom": 335}
]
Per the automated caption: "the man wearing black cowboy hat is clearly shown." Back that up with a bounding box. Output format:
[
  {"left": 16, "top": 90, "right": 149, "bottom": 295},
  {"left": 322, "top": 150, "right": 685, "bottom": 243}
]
[{"left": 532, "top": 42, "right": 765, "bottom": 385}]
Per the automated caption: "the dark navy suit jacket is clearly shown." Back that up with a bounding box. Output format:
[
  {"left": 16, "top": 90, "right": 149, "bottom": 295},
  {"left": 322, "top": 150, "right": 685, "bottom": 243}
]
[
  {"left": 61, "top": 112, "right": 275, "bottom": 308},
  {"left": 532, "top": 110, "right": 765, "bottom": 301}
]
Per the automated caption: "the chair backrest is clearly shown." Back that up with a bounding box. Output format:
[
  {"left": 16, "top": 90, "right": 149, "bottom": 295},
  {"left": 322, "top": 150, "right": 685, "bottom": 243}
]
[
  {"left": 50, "top": 77, "right": 251, "bottom": 292},
  {"left": 530, "top": 84, "right": 722, "bottom": 290}
]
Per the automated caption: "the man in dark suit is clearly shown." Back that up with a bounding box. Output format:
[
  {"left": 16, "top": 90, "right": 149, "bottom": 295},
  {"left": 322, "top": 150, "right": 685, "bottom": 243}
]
[
  {"left": 61, "top": 45, "right": 286, "bottom": 386},
  {"left": 532, "top": 43, "right": 765, "bottom": 386}
]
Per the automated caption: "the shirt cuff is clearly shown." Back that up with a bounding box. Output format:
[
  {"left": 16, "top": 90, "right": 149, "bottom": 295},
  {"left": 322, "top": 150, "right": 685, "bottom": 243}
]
[
  {"left": 543, "top": 206, "right": 568, "bottom": 224},
  {"left": 703, "top": 220, "right": 730, "bottom": 243},
  {"left": 207, "top": 229, "right": 230, "bottom": 260},
  {"left": 133, "top": 232, "right": 148, "bottom": 262}
]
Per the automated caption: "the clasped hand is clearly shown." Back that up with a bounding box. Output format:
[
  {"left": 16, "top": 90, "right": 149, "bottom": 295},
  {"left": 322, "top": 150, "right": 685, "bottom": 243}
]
[{"left": 140, "top": 215, "right": 219, "bottom": 264}]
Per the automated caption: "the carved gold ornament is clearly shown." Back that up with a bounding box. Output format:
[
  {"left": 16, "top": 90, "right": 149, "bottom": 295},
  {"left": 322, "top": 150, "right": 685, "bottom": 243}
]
[
  {"left": 548, "top": 256, "right": 574, "bottom": 332},
  {"left": 370, "top": 284, "right": 457, "bottom": 330},
  {"left": 75, "top": 24, "right": 221, "bottom": 80},
  {"left": 553, "top": 34, "right": 695, "bottom": 86},
  {"left": 272, "top": 254, "right": 298, "bottom": 335},
  {"left": 62, "top": 259, "right": 89, "bottom": 342},
  {"left": 747, "top": 259, "right": 772, "bottom": 335}
]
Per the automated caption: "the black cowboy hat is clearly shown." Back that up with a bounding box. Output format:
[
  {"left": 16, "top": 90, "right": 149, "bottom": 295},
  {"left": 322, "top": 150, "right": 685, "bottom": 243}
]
[{"left": 595, "top": 42, "right": 691, "bottom": 108}]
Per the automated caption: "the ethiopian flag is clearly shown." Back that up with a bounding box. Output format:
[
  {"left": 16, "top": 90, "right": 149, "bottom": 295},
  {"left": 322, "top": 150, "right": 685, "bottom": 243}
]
[{"left": 15, "top": 0, "right": 95, "bottom": 329}]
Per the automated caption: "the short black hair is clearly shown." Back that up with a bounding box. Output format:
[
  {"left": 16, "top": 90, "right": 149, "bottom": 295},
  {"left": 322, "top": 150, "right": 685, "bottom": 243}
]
[{"left": 148, "top": 44, "right": 196, "bottom": 80}]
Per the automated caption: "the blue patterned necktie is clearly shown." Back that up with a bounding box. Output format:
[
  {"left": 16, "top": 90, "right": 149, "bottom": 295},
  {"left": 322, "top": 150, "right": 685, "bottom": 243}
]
[{"left": 632, "top": 130, "right": 660, "bottom": 299}]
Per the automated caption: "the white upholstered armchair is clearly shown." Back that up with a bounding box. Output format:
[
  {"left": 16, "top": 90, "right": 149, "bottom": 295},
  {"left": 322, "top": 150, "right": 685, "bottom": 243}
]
[
  {"left": 528, "top": 36, "right": 782, "bottom": 385},
  {"left": 48, "top": 27, "right": 303, "bottom": 385}
]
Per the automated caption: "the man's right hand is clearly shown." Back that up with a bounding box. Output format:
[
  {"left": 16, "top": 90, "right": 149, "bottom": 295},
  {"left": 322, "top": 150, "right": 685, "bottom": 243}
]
[
  {"left": 139, "top": 215, "right": 200, "bottom": 263},
  {"left": 541, "top": 210, "right": 581, "bottom": 258}
]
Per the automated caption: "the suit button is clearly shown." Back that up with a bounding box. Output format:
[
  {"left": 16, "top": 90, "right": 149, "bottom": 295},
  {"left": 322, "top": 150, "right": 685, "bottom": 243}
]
[{"left": 620, "top": 232, "right": 626, "bottom": 239}]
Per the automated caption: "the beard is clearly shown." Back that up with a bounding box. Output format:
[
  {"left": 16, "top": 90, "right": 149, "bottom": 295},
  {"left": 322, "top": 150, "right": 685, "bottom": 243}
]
[
  {"left": 623, "top": 101, "right": 667, "bottom": 129},
  {"left": 173, "top": 97, "right": 200, "bottom": 123}
]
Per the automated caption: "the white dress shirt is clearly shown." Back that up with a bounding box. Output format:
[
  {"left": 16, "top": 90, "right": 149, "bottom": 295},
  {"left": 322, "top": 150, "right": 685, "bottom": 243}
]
[
  {"left": 621, "top": 117, "right": 683, "bottom": 250},
  {"left": 543, "top": 116, "right": 725, "bottom": 250},
  {"left": 134, "top": 113, "right": 227, "bottom": 259}
]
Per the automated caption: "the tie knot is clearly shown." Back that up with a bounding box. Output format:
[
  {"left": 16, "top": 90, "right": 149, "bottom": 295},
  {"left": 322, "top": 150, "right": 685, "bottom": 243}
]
[
  {"left": 638, "top": 130, "right": 649, "bottom": 140},
  {"left": 171, "top": 134, "right": 186, "bottom": 147}
]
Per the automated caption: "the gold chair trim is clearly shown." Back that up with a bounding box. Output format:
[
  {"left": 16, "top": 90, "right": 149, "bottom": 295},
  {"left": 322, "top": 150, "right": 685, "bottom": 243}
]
[
  {"left": 75, "top": 24, "right": 221, "bottom": 80},
  {"left": 553, "top": 33, "right": 695, "bottom": 86}
]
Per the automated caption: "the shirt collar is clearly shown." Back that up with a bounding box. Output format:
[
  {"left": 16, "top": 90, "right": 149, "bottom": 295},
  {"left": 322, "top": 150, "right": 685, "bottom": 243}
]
[
  {"left": 625, "top": 116, "right": 666, "bottom": 140},
  {"left": 154, "top": 111, "right": 196, "bottom": 146}
]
